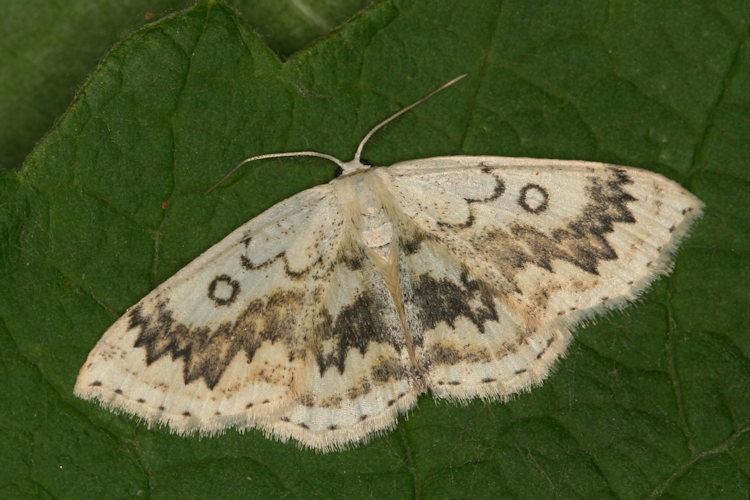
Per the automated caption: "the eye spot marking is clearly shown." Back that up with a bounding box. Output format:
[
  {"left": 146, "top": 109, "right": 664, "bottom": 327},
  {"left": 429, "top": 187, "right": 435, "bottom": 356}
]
[
  {"left": 208, "top": 274, "right": 240, "bottom": 306},
  {"left": 518, "top": 184, "right": 549, "bottom": 214}
]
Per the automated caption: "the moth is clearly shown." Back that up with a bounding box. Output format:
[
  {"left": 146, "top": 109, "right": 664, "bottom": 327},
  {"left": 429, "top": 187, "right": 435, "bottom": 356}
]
[{"left": 75, "top": 75, "right": 704, "bottom": 451}]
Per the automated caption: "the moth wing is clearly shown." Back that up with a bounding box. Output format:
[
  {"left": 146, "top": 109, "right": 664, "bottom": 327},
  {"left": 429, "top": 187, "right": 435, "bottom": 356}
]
[
  {"left": 379, "top": 157, "right": 703, "bottom": 399},
  {"left": 76, "top": 179, "right": 420, "bottom": 450},
  {"left": 75, "top": 186, "right": 343, "bottom": 432},
  {"left": 256, "top": 231, "right": 420, "bottom": 451}
]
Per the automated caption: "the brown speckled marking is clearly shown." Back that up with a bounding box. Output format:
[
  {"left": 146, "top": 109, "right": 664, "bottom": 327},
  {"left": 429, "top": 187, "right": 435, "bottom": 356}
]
[
  {"left": 137, "top": 398, "right": 146, "bottom": 403},
  {"left": 182, "top": 411, "right": 191, "bottom": 417},
  {"left": 320, "top": 395, "right": 343, "bottom": 409},
  {"left": 401, "top": 227, "right": 439, "bottom": 256},
  {"left": 371, "top": 357, "right": 409, "bottom": 383},
  {"left": 423, "top": 342, "right": 492, "bottom": 368},
  {"left": 337, "top": 240, "right": 365, "bottom": 271},
  {"left": 115, "top": 389, "right": 123, "bottom": 394},
  {"left": 347, "top": 380, "right": 373, "bottom": 400},
  {"left": 90, "top": 381, "right": 102, "bottom": 387},
  {"left": 299, "top": 393, "right": 315, "bottom": 408},
  {"left": 158, "top": 405, "right": 165, "bottom": 411}
]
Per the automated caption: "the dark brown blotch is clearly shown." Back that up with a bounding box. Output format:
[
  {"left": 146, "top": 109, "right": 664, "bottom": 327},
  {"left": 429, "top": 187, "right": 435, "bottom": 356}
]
[
  {"left": 314, "top": 290, "right": 404, "bottom": 376},
  {"left": 407, "top": 270, "right": 499, "bottom": 337}
]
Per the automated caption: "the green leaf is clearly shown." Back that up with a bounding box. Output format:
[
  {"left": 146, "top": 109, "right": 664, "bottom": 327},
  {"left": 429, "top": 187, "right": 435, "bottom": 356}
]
[
  {"left": 0, "top": 0, "right": 373, "bottom": 172},
  {"left": 2, "top": 0, "right": 749, "bottom": 497}
]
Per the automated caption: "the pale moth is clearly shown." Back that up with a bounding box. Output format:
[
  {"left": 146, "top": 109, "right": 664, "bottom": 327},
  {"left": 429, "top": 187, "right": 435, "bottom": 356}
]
[{"left": 75, "top": 75, "right": 704, "bottom": 451}]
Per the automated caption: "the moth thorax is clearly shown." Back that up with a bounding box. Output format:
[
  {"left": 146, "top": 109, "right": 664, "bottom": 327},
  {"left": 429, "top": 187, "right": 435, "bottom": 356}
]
[{"left": 357, "top": 192, "right": 394, "bottom": 262}]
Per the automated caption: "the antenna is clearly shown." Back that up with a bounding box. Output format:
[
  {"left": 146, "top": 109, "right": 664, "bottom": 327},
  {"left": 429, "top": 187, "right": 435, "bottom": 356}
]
[
  {"left": 350, "top": 74, "right": 466, "bottom": 167},
  {"left": 206, "top": 74, "right": 467, "bottom": 194}
]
